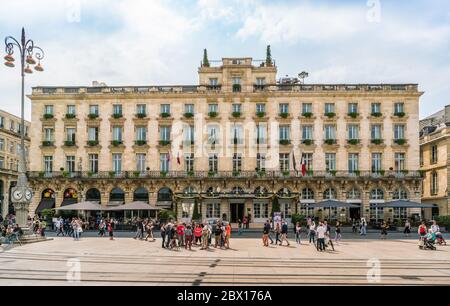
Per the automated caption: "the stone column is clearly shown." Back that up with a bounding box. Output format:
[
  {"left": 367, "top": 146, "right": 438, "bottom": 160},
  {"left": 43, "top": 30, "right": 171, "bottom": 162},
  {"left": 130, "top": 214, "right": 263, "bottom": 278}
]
[{"left": 1, "top": 180, "right": 9, "bottom": 218}]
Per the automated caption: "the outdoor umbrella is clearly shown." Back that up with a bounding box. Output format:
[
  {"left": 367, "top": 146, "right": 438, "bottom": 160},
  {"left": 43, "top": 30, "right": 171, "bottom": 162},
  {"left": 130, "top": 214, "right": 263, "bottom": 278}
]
[
  {"left": 55, "top": 201, "right": 105, "bottom": 211},
  {"left": 107, "top": 201, "right": 161, "bottom": 219},
  {"left": 308, "top": 200, "right": 360, "bottom": 220},
  {"left": 377, "top": 200, "right": 437, "bottom": 209}
]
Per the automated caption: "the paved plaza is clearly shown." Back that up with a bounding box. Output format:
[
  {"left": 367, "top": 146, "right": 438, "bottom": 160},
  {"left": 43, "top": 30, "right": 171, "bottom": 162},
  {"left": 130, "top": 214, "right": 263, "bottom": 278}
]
[{"left": 1, "top": 235, "right": 449, "bottom": 286}]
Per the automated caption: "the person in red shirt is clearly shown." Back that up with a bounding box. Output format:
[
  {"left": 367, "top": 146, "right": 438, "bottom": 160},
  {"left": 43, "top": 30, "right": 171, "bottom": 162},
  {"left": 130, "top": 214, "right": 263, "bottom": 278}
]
[
  {"left": 225, "top": 223, "right": 231, "bottom": 249},
  {"left": 194, "top": 224, "right": 203, "bottom": 245},
  {"left": 177, "top": 223, "right": 186, "bottom": 247}
]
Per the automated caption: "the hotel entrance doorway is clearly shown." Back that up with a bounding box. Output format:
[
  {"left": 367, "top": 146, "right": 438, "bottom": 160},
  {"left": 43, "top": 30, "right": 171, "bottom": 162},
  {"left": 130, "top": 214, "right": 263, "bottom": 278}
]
[{"left": 230, "top": 203, "right": 245, "bottom": 223}]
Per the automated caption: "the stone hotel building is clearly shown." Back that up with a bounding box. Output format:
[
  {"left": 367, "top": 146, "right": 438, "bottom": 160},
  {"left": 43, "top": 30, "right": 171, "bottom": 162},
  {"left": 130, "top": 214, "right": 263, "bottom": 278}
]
[{"left": 27, "top": 54, "right": 423, "bottom": 225}]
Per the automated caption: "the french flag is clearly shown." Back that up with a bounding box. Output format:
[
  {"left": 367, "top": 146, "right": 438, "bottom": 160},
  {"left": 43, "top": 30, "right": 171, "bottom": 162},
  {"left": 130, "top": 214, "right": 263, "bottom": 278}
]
[{"left": 301, "top": 155, "right": 307, "bottom": 176}]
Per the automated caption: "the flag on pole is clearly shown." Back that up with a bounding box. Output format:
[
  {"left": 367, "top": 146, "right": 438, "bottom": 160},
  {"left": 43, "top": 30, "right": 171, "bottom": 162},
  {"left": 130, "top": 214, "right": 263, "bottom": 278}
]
[
  {"left": 301, "top": 155, "right": 307, "bottom": 177},
  {"left": 177, "top": 152, "right": 181, "bottom": 165},
  {"left": 292, "top": 150, "right": 297, "bottom": 172}
]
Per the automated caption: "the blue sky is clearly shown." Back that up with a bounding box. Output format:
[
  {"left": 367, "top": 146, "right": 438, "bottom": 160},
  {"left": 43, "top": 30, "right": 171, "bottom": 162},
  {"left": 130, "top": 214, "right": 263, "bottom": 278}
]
[{"left": 1, "top": 0, "right": 449, "bottom": 120}]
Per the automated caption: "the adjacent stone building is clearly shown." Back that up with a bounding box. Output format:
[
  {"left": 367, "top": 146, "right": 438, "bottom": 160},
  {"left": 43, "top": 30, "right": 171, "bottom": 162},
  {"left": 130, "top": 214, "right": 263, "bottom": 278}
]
[
  {"left": 27, "top": 53, "right": 423, "bottom": 226},
  {"left": 420, "top": 105, "right": 450, "bottom": 218},
  {"left": 0, "top": 109, "right": 30, "bottom": 217}
]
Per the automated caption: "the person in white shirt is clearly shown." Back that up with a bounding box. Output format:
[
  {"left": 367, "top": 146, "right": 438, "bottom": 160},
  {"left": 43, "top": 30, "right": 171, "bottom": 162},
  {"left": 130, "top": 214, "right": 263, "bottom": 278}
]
[{"left": 316, "top": 222, "right": 327, "bottom": 251}]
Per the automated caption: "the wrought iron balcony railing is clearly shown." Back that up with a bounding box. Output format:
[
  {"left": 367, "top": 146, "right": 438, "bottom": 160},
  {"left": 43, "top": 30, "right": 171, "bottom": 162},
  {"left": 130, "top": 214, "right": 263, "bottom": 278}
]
[{"left": 28, "top": 170, "right": 423, "bottom": 180}]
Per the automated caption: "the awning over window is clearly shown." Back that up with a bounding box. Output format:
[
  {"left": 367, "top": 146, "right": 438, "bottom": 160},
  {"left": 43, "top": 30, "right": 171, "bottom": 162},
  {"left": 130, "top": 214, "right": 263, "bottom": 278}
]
[{"left": 36, "top": 199, "right": 55, "bottom": 213}]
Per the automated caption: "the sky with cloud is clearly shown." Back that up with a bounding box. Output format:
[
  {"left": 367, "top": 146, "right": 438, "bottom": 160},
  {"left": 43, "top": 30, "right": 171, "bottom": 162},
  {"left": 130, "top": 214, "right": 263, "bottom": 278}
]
[{"left": 1, "top": 0, "right": 449, "bottom": 120}]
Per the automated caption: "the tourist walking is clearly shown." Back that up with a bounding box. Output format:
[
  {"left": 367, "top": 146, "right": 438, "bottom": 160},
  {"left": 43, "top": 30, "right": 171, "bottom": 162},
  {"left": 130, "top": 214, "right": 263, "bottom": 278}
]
[
  {"left": 107, "top": 220, "right": 114, "bottom": 240},
  {"left": 335, "top": 221, "right": 342, "bottom": 243},
  {"left": 274, "top": 223, "right": 282, "bottom": 245},
  {"left": 280, "top": 221, "right": 290, "bottom": 246},
  {"left": 185, "top": 224, "right": 193, "bottom": 250},
  {"left": 381, "top": 221, "right": 388, "bottom": 239},
  {"left": 360, "top": 218, "right": 367, "bottom": 236},
  {"left": 214, "top": 221, "right": 223, "bottom": 248},
  {"left": 403, "top": 220, "right": 411, "bottom": 237},
  {"left": 295, "top": 222, "right": 301, "bottom": 244},
  {"left": 309, "top": 220, "right": 316, "bottom": 244},
  {"left": 238, "top": 219, "right": 242, "bottom": 236},
  {"left": 72, "top": 218, "right": 80, "bottom": 241},
  {"left": 201, "top": 223, "right": 210, "bottom": 250},
  {"left": 243, "top": 216, "right": 248, "bottom": 230},
  {"left": 262, "top": 220, "right": 270, "bottom": 247},
  {"left": 225, "top": 222, "right": 231, "bottom": 249},
  {"left": 177, "top": 223, "right": 185, "bottom": 247},
  {"left": 145, "top": 221, "right": 155, "bottom": 242},
  {"left": 418, "top": 221, "right": 427, "bottom": 240},
  {"left": 316, "top": 222, "right": 326, "bottom": 251},
  {"left": 160, "top": 223, "right": 166, "bottom": 248},
  {"left": 194, "top": 224, "right": 202, "bottom": 245}
]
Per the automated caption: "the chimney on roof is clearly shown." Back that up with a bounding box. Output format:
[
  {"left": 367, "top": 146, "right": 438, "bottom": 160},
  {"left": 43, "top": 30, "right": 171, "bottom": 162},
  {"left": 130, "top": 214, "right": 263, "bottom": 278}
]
[{"left": 445, "top": 105, "right": 450, "bottom": 124}]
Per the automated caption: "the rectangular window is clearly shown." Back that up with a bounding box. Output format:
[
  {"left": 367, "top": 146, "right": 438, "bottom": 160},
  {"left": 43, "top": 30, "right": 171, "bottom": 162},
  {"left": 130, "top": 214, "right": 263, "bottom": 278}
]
[
  {"left": 348, "top": 103, "right": 358, "bottom": 114},
  {"left": 256, "top": 103, "right": 266, "bottom": 113},
  {"left": 9, "top": 121, "right": 14, "bottom": 131},
  {"left": 44, "top": 128, "right": 54, "bottom": 141},
  {"left": 257, "top": 153, "right": 266, "bottom": 171},
  {"left": 66, "top": 128, "right": 76, "bottom": 142},
  {"left": 324, "top": 103, "right": 335, "bottom": 114},
  {"left": 256, "top": 124, "right": 267, "bottom": 144},
  {"left": 431, "top": 172, "right": 438, "bottom": 195},
  {"left": 185, "top": 154, "right": 194, "bottom": 172},
  {"left": 324, "top": 125, "right": 336, "bottom": 140},
  {"left": 112, "top": 126, "right": 123, "bottom": 142},
  {"left": 395, "top": 153, "right": 406, "bottom": 172},
  {"left": 0, "top": 138, "right": 4, "bottom": 151},
  {"left": 185, "top": 104, "right": 194, "bottom": 114},
  {"left": 66, "top": 156, "right": 75, "bottom": 173},
  {"left": 160, "top": 126, "right": 171, "bottom": 141},
  {"left": 371, "top": 153, "right": 382, "bottom": 172},
  {"left": 231, "top": 125, "right": 243, "bottom": 144},
  {"left": 136, "top": 154, "right": 146, "bottom": 172},
  {"left": 113, "top": 104, "right": 122, "bottom": 115},
  {"left": 209, "top": 154, "right": 218, "bottom": 173},
  {"left": 279, "top": 103, "right": 289, "bottom": 114},
  {"left": 137, "top": 104, "right": 146, "bottom": 115},
  {"left": 371, "top": 103, "right": 381, "bottom": 114},
  {"left": 161, "top": 104, "right": 170, "bottom": 114},
  {"left": 184, "top": 126, "right": 195, "bottom": 145},
  {"left": 0, "top": 117, "right": 3, "bottom": 128},
  {"left": 348, "top": 153, "right": 359, "bottom": 173},
  {"left": 325, "top": 153, "right": 336, "bottom": 172},
  {"left": 67, "top": 105, "right": 76, "bottom": 115},
  {"left": 112, "top": 154, "right": 122, "bottom": 173},
  {"left": 302, "top": 103, "right": 312, "bottom": 114},
  {"left": 44, "top": 105, "right": 54, "bottom": 115},
  {"left": 136, "top": 127, "right": 147, "bottom": 141},
  {"left": 302, "top": 125, "right": 313, "bottom": 140},
  {"left": 431, "top": 145, "right": 438, "bottom": 164},
  {"left": 394, "top": 102, "right": 404, "bottom": 114},
  {"left": 254, "top": 203, "right": 269, "bottom": 219},
  {"left": 206, "top": 203, "right": 221, "bottom": 219},
  {"left": 394, "top": 125, "right": 405, "bottom": 140},
  {"left": 256, "top": 78, "right": 266, "bottom": 86},
  {"left": 232, "top": 153, "right": 242, "bottom": 172},
  {"left": 207, "top": 125, "right": 219, "bottom": 144},
  {"left": 208, "top": 104, "right": 218, "bottom": 113},
  {"left": 348, "top": 125, "right": 359, "bottom": 140},
  {"left": 88, "top": 127, "right": 99, "bottom": 141},
  {"left": 89, "top": 154, "right": 98, "bottom": 173},
  {"left": 160, "top": 153, "right": 169, "bottom": 172},
  {"left": 0, "top": 156, "right": 4, "bottom": 169},
  {"left": 302, "top": 153, "right": 313, "bottom": 171},
  {"left": 44, "top": 156, "right": 53, "bottom": 173},
  {"left": 279, "top": 153, "right": 290, "bottom": 172},
  {"left": 371, "top": 125, "right": 382, "bottom": 140},
  {"left": 232, "top": 104, "right": 242, "bottom": 113},
  {"left": 279, "top": 126, "right": 290, "bottom": 141},
  {"left": 282, "top": 203, "right": 291, "bottom": 219},
  {"left": 209, "top": 78, "right": 218, "bottom": 86},
  {"left": 89, "top": 105, "right": 99, "bottom": 116}
]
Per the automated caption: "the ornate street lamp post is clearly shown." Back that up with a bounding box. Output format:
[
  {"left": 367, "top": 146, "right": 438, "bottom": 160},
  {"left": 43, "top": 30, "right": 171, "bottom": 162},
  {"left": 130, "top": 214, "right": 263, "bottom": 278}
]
[{"left": 4, "top": 28, "right": 45, "bottom": 228}]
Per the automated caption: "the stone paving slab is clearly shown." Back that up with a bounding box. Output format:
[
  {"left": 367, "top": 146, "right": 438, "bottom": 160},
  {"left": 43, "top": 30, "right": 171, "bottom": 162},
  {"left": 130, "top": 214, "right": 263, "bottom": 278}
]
[{"left": 0, "top": 237, "right": 449, "bottom": 285}]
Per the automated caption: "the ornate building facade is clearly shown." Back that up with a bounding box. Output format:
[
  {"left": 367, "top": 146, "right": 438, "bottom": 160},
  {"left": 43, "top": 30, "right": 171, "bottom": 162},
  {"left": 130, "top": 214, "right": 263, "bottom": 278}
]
[
  {"left": 0, "top": 109, "right": 30, "bottom": 217},
  {"left": 28, "top": 54, "right": 423, "bottom": 225},
  {"left": 420, "top": 105, "right": 450, "bottom": 218}
]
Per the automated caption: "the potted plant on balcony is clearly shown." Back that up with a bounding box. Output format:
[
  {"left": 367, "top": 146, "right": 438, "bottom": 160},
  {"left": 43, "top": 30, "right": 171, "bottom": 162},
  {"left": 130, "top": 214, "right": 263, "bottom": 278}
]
[
  {"left": 160, "top": 112, "right": 171, "bottom": 118},
  {"left": 65, "top": 113, "right": 76, "bottom": 119},
  {"left": 347, "top": 139, "right": 360, "bottom": 145},
  {"left": 324, "top": 139, "right": 336, "bottom": 145},
  {"left": 160, "top": 171, "right": 168, "bottom": 177},
  {"left": 328, "top": 170, "right": 337, "bottom": 176},
  {"left": 136, "top": 113, "right": 146, "bottom": 119},
  {"left": 256, "top": 111, "right": 266, "bottom": 118},
  {"left": 108, "top": 171, "right": 115, "bottom": 178},
  {"left": 325, "top": 112, "right": 336, "bottom": 118},
  {"left": 133, "top": 171, "right": 141, "bottom": 178},
  {"left": 371, "top": 112, "right": 382, "bottom": 118},
  {"left": 112, "top": 113, "right": 123, "bottom": 119},
  {"left": 232, "top": 111, "right": 241, "bottom": 118},
  {"left": 394, "top": 111, "right": 406, "bottom": 118},
  {"left": 371, "top": 139, "right": 383, "bottom": 145},
  {"left": 43, "top": 113, "right": 54, "bottom": 120},
  {"left": 87, "top": 140, "right": 99, "bottom": 147},
  {"left": 302, "top": 139, "right": 313, "bottom": 146},
  {"left": 232, "top": 84, "right": 241, "bottom": 92},
  {"left": 395, "top": 139, "right": 407, "bottom": 145},
  {"left": 208, "top": 171, "right": 217, "bottom": 177},
  {"left": 348, "top": 112, "right": 359, "bottom": 119},
  {"left": 111, "top": 140, "right": 122, "bottom": 147},
  {"left": 302, "top": 112, "right": 313, "bottom": 118},
  {"left": 135, "top": 140, "right": 147, "bottom": 146},
  {"left": 282, "top": 170, "right": 290, "bottom": 177},
  {"left": 64, "top": 140, "right": 75, "bottom": 147},
  {"left": 279, "top": 112, "right": 289, "bottom": 119},
  {"left": 208, "top": 111, "right": 218, "bottom": 118},
  {"left": 187, "top": 171, "right": 194, "bottom": 177},
  {"left": 184, "top": 112, "right": 194, "bottom": 119},
  {"left": 88, "top": 113, "right": 99, "bottom": 120},
  {"left": 232, "top": 171, "right": 241, "bottom": 177},
  {"left": 159, "top": 140, "right": 171, "bottom": 146},
  {"left": 279, "top": 139, "right": 291, "bottom": 146}
]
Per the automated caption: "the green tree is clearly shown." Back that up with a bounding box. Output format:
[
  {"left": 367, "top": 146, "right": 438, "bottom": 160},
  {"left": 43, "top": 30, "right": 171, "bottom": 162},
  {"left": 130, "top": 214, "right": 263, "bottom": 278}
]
[
  {"left": 271, "top": 196, "right": 280, "bottom": 217},
  {"left": 265, "top": 45, "right": 272, "bottom": 66},
  {"left": 192, "top": 199, "right": 202, "bottom": 220},
  {"left": 203, "top": 49, "right": 210, "bottom": 67}
]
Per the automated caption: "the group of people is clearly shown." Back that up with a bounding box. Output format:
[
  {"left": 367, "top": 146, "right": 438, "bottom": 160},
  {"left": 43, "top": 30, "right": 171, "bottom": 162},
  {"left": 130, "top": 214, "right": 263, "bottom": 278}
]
[
  {"left": 52, "top": 216, "right": 117, "bottom": 241},
  {"left": 132, "top": 218, "right": 156, "bottom": 242},
  {"left": 418, "top": 220, "right": 447, "bottom": 245},
  {"left": 160, "top": 220, "right": 231, "bottom": 251},
  {"left": 262, "top": 220, "right": 291, "bottom": 247}
]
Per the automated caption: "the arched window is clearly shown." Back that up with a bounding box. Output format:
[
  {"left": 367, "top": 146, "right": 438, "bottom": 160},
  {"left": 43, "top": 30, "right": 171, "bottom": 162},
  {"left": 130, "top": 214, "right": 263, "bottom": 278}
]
[
  {"left": 371, "top": 189, "right": 384, "bottom": 200},
  {"left": 86, "top": 188, "right": 101, "bottom": 203},
  {"left": 36, "top": 188, "right": 56, "bottom": 213},
  {"left": 323, "top": 188, "right": 337, "bottom": 200},
  {"left": 393, "top": 188, "right": 408, "bottom": 200},
  {"left": 254, "top": 186, "right": 269, "bottom": 197},
  {"left": 347, "top": 188, "right": 361, "bottom": 200},
  {"left": 157, "top": 187, "right": 173, "bottom": 201},
  {"left": 110, "top": 188, "right": 125, "bottom": 203},
  {"left": 301, "top": 188, "right": 314, "bottom": 200},
  {"left": 62, "top": 188, "right": 78, "bottom": 206},
  {"left": 133, "top": 187, "right": 149, "bottom": 202},
  {"left": 42, "top": 188, "right": 55, "bottom": 199}
]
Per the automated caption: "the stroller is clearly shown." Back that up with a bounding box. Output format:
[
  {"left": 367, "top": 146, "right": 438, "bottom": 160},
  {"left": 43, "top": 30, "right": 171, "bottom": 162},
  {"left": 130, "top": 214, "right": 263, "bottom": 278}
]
[
  {"left": 435, "top": 233, "right": 447, "bottom": 246},
  {"left": 419, "top": 236, "right": 436, "bottom": 250}
]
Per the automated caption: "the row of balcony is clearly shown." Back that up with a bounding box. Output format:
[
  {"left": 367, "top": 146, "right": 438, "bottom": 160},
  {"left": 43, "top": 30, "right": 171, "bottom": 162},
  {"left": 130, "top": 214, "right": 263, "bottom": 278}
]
[
  {"left": 33, "top": 84, "right": 419, "bottom": 95},
  {"left": 28, "top": 170, "right": 423, "bottom": 180},
  {"left": 41, "top": 111, "right": 408, "bottom": 121},
  {"left": 40, "top": 138, "right": 407, "bottom": 148}
]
